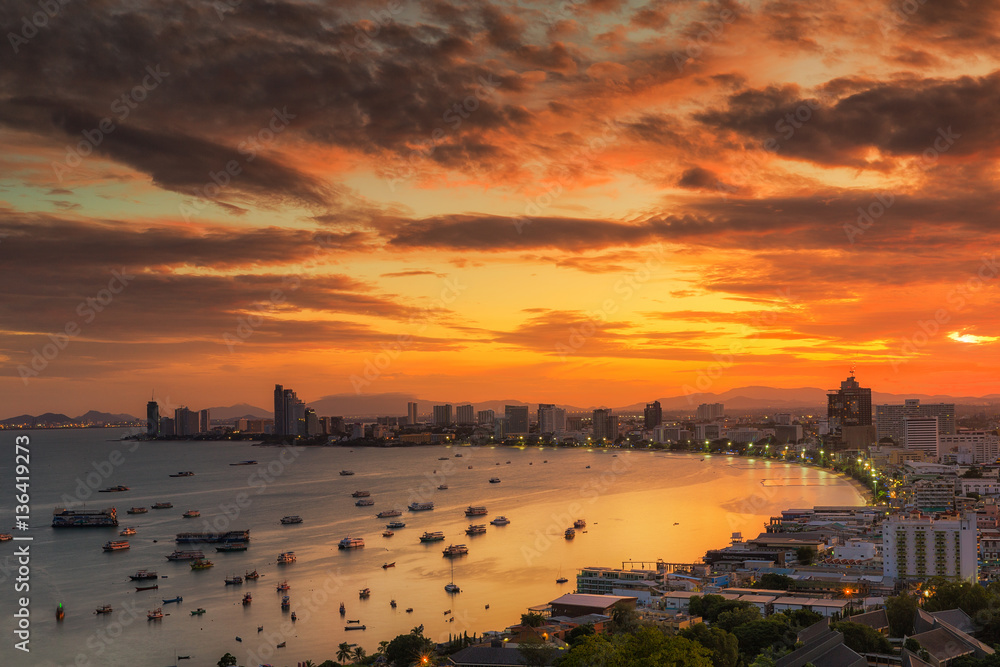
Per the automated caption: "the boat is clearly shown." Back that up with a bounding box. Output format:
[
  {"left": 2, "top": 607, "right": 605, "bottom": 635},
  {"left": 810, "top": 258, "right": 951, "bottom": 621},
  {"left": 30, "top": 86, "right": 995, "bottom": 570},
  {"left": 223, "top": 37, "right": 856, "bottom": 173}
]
[
  {"left": 465, "top": 524, "right": 486, "bottom": 536},
  {"left": 445, "top": 559, "right": 460, "bottom": 593},
  {"left": 148, "top": 607, "right": 164, "bottom": 620},
  {"left": 556, "top": 577, "right": 569, "bottom": 584},
  {"left": 574, "top": 519, "right": 586, "bottom": 529},
  {"left": 506, "top": 461, "right": 511, "bottom": 464},
  {"left": 586, "top": 465, "right": 591, "bottom": 468},
  {"left": 258, "top": 625, "right": 263, "bottom": 632},
  {"left": 489, "top": 477, "right": 501, "bottom": 483},
  {"left": 0, "top": 533, "right": 15, "bottom": 541},
  {"left": 103, "top": 540, "right": 130, "bottom": 551},
  {"left": 464, "top": 506, "right": 487, "bottom": 516},
  {"left": 277, "top": 641, "right": 286, "bottom": 647},
  {"left": 339, "top": 602, "right": 345, "bottom": 615},
  {"left": 166, "top": 550, "right": 205, "bottom": 560},
  {"left": 276, "top": 581, "right": 290, "bottom": 591},
  {"left": 339, "top": 470, "right": 355, "bottom": 476},
  {"left": 382, "top": 562, "right": 395, "bottom": 569},
  {"left": 345, "top": 625, "right": 366, "bottom": 631},
  {"left": 468, "top": 465, "right": 472, "bottom": 469},
  {"left": 176, "top": 530, "right": 250, "bottom": 543},
  {"left": 281, "top": 596, "right": 290, "bottom": 609},
  {"left": 277, "top": 551, "right": 296, "bottom": 563},
  {"left": 359, "top": 588, "right": 370, "bottom": 598},
  {"left": 674, "top": 522, "right": 680, "bottom": 526},
  {"left": 419, "top": 531, "right": 445, "bottom": 542},
  {"left": 338, "top": 537, "right": 365, "bottom": 550},
  {"left": 162, "top": 596, "right": 183, "bottom": 603},
  {"left": 152, "top": 502, "right": 173, "bottom": 509},
  {"left": 455, "top": 453, "right": 463, "bottom": 457},
  {"left": 130, "top": 569, "right": 159, "bottom": 580},
  {"left": 386, "top": 521, "right": 405, "bottom": 529},
  {"left": 190, "top": 558, "right": 214, "bottom": 569},
  {"left": 280, "top": 515, "right": 303, "bottom": 524},
  {"left": 346, "top": 619, "right": 361, "bottom": 624},
  {"left": 382, "top": 530, "right": 394, "bottom": 537},
  {"left": 377, "top": 509, "right": 402, "bottom": 518},
  {"left": 225, "top": 575, "right": 244, "bottom": 585},
  {"left": 52, "top": 507, "right": 118, "bottom": 527},
  {"left": 119, "top": 527, "right": 136, "bottom": 536},
  {"left": 438, "top": 457, "right": 449, "bottom": 460},
  {"left": 56, "top": 603, "right": 65, "bottom": 621},
  {"left": 438, "top": 484, "right": 448, "bottom": 490},
  {"left": 245, "top": 570, "right": 259, "bottom": 580},
  {"left": 408, "top": 501, "right": 434, "bottom": 511},
  {"left": 355, "top": 499, "right": 374, "bottom": 506},
  {"left": 443, "top": 544, "right": 469, "bottom": 557},
  {"left": 564, "top": 528, "right": 576, "bottom": 539},
  {"left": 242, "top": 593, "right": 252, "bottom": 605},
  {"left": 99, "top": 485, "right": 129, "bottom": 493},
  {"left": 390, "top": 599, "right": 397, "bottom": 608},
  {"left": 216, "top": 542, "right": 248, "bottom": 552},
  {"left": 351, "top": 491, "right": 370, "bottom": 497},
  {"left": 169, "top": 471, "right": 194, "bottom": 477},
  {"left": 94, "top": 605, "right": 113, "bottom": 614},
  {"left": 127, "top": 507, "right": 148, "bottom": 514},
  {"left": 190, "top": 607, "right": 206, "bottom": 615},
  {"left": 135, "top": 585, "right": 159, "bottom": 591},
  {"left": 490, "top": 516, "right": 510, "bottom": 526},
  {"left": 291, "top": 612, "right": 297, "bottom": 621},
  {"left": 182, "top": 510, "right": 200, "bottom": 518},
  {"left": 406, "top": 607, "right": 413, "bottom": 612},
  {"left": 230, "top": 460, "right": 258, "bottom": 466}
]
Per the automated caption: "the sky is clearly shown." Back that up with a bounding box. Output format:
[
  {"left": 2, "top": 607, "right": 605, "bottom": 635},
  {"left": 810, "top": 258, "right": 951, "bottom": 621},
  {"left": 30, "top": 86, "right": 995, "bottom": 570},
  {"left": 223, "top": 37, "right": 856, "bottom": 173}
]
[{"left": 2, "top": 0, "right": 1000, "bottom": 416}]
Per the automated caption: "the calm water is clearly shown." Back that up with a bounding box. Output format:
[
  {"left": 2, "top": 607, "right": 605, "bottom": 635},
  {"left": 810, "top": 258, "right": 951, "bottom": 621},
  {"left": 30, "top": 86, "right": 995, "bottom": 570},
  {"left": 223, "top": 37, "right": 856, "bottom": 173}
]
[{"left": 0, "top": 429, "right": 863, "bottom": 666}]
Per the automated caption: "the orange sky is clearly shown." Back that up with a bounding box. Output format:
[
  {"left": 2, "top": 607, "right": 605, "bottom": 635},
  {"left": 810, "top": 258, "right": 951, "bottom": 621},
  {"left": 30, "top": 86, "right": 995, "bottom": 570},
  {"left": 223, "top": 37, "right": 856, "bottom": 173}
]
[{"left": 2, "top": 0, "right": 1000, "bottom": 415}]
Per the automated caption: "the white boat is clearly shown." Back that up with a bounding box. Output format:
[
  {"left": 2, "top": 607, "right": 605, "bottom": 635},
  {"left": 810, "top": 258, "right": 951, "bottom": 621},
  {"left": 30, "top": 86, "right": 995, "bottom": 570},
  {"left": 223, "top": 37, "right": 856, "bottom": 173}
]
[
  {"left": 489, "top": 477, "right": 501, "bottom": 483},
  {"left": 338, "top": 537, "right": 365, "bottom": 549},
  {"left": 445, "top": 559, "right": 460, "bottom": 593},
  {"left": 490, "top": 516, "right": 510, "bottom": 526},
  {"left": 465, "top": 524, "right": 486, "bottom": 535},
  {"left": 443, "top": 544, "right": 468, "bottom": 557},
  {"left": 419, "top": 531, "right": 445, "bottom": 542},
  {"left": 464, "top": 506, "right": 487, "bottom": 516}
]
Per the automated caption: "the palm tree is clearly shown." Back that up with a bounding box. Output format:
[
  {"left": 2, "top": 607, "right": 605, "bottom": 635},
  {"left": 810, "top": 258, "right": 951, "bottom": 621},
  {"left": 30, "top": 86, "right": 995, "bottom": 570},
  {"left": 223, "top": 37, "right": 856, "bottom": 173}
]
[
  {"left": 336, "top": 642, "right": 353, "bottom": 664},
  {"left": 376, "top": 640, "right": 389, "bottom": 656},
  {"left": 353, "top": 646, "right": 367, "bottom": 663},
  {"left": 303, "top": 661, "right": 317, "bottom": 667}
]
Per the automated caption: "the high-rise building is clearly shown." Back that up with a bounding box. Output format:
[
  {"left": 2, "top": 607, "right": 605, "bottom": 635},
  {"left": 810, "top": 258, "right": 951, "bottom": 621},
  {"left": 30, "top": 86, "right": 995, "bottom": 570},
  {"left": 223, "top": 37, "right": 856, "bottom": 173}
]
[
  {"left": 146, "top": 399, "right": 159, "bottom": 437},
  {"left": 826, "top": 373, "right": 872, "bottom": 433},
  {"left": 274, "top": 384, "right": 286, "bottom": 436},
  {"left": 407, "top": 402, "right": 418, "bottom": 426},
  {"left": 538, "top": 404, "right": 566, "bottom": 434},
  {"left": 939, "top": 431, "right": 1000, "bottom": 465},
  {"left": 904, "top": 416, "right": 939, "bottom": 458},
  {"left": 456, "top": 404, "right": 475, "bottom": 425},
  {"left": 882, "top": 512, "right": 977, "bottom": 583},
  {"left": 174, "top": 407, "right": 199, "bottom": 436},
  {"left": 505, "top": 405, "right": 529, "bottom": 435},
  {"left": 199, "top": 409, "right": 211, "bottom": 434},
  {"left": 433, "top": 404, "right": 453, "bottom": 426},
  {"left": 273, "top": 384, "right": 305, "bottom": 436},
  {"left": 643, "top": 401, "right": 662, "bottom": 429},
  {"left": 695, "top": 403, "right": 724, "bottom": 420},
  {"left": 494, "top": 416, "right": 508, "bottom": 439},
  {"left": 305, "top": 408, "right": 320, "bottom": 436},
  {"left": 160, "top": 416, "right": 175, "bottom": 437},
  {"left": 477, "top": 409, "right": 495, "bottom": 425},
  {"left": 592, "top": 409, "right": 618, "bottom": 442},
  {"left": 876, "top": 399, "right": 956, "bottom": 442}
]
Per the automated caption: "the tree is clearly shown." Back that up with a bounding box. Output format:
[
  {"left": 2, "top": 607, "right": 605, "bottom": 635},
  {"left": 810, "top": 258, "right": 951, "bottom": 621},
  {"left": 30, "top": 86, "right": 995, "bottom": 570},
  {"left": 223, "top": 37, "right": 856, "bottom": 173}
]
[
  {"left": 885, "top": 595, "right": 917, "bottom": 637},
  {"left": 832, "top": 621, "right": 893, "bottom": 654},
  {"left": 377, "top": 641, "right": 390, "bottom": 656},
  {"left": 353, "top": 646, "right": 367, "bottom": 663},
  {"left": 517, "top": 634, "right": 559, "bottom": 667},
  {"left": 732, "top": 618, "right": 796, "bottom": 659},
  {"left": 796, "top": 546, "right": 815, "bottom": 565},
  {"left": 386, "top": 628, "right": 435, "bottom": 667},
  {"left": 610, "top": 604, "right": 641, "bottom": 633},
  {"left": 566, "top": 623, "right": 595, "bottom": 646},
  {"left": 680, "top": 623, "right": 740, "bottom": 667},
  {"left": 754, "top": 573, "right": 793, "bottom": 590},
  {"left": 520, "top": 612, "right": 546, "bottom": 627},
  {"left": 716, "top": 606, "right": 762, "bottom": 633},
  {"left": 560, "top": 628, "right": 712, "bottom": 667},
  {"left": 337, "top": 642, "right": 354, "bottom": 664},
  {"left": 217, "top": 654, "right": 237, "bottom": 667}
]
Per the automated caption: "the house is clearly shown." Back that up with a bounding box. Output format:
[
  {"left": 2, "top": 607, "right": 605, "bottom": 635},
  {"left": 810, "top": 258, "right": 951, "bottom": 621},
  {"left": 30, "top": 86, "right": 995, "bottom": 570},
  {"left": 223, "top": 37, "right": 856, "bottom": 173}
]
[
  {"left": 547, "top": 594, "right": 636, "bottom": 617},
  {"left": 775, "top": 618, "right": 866, "bottom": 667}
]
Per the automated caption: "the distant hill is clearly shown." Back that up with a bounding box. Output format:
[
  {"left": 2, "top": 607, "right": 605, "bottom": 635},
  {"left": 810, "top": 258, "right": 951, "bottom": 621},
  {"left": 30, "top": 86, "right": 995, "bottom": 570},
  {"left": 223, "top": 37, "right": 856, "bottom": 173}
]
[
  {"left": 206, "top": 403, "right": 271, "bottom": 420},
  {"left": 0, "top": 411, "right": 139, "bottom": 426}
]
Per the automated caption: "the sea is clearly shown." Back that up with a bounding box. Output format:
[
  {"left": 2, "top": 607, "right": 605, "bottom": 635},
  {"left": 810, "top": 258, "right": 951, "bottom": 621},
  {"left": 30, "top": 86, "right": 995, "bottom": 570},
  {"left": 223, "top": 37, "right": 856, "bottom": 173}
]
[{"left": 0, "top": 428, "right": 864, "bottom": 666}]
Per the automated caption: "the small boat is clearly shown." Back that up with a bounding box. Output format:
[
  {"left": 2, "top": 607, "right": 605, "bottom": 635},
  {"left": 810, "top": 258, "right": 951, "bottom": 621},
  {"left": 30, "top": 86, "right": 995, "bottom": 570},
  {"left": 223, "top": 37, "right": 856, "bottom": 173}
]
[
  {"left": 245, "top": 569, "right": 260, "bottom": 580},
  {"left": 419, "top": 531, "right": 445, "bottom": 542},
  {"left": 355, "top": 498, "right": 375, "bottom": 506},
  {"left": 119, "top": 527, "right": 136, "bottom": 536},
  {"left": 258, "top": 625, "right": 263, "bottom": 632},
  {"left": 445, "top": 583, "right": 460, "bottom": 593},
  {"left": 277, "top": 641, "right": 286, "bottom": 648},
  {"left": 162, "top": 596, "right": 183, "bottom": 604},
  {"left": 382, "top": 562, "right": 395, "bottom": 569},
  {"left": 243, "top": 593, "right": 252, "bottom": 605},
  {"left": 225, "top": 575, "right": 243, "bottom": 585},
  {"left": 190, "top": 607, "right": 206, "bottom": 615},
  {"left": 351, "top": 491, "right": 370, "bottom": 498},
  {"left": 455, "top": 453, "right": 463, "bottom": 457},
  {"left": 377, "top": 509, "right": 402, "bottom": 518},
  {"left": 485, "top": 604, "right": 490, "bottom": 609},
  {"left": 406, "top": 607, "right": 413, "bottom": 613},
  {"left": 281, "top": 595, "right": 290, "bottom": 609},
  {"left": 216, "top": 542, "right": 248, "bottom": 552},
  {"left": 280, "top": 515, "right": 303, "bottom": 524},
  {"left": 564, "top": 528, "right": 576, "bottom": 539},
  {"left": 277, "top": 551, "right": 296, "bottom": 563},
  {"left": 506, "top": 461, "right": 511, "bottom": 464},
  {"left": 490, "top": 516, "right": 510, "bottom": 526},
  {"left": 338, "top": 537, "right": 364, "bottom": 550},
  {"left": 127, "top": 507, "right": 148, "bottom": 514},
  {"left": 235, "top": 637, "right": 241, "bottom": 643},
  {"left": 130, "top": 569, "right": 159, "bottom": 580},
  {"left": 465, "top": 524, "right": 486, "bottom": 536},
  {"left": 344, "top": 625, "right": 366, "bottom": 631},
  {"left": 438, "top": 457, "right": 449, "bottom": 460},
  {"left": 103, "top": 540, "right": 130, "bottom": 551},
  {"left": 382, "top": 530, "right": 394, "bottom": 537},
  {"left": 276, "top": 581, "right": 290, "bottom": 591},
  {"left": 291, "top": 612, "right": 297, "bottom": 621},
  {"left": 390, "top": 599, "right": 397, "bottom": 608},
  {"left": 95, "top": 605, "right": 113, "bottom": 614},
  {"left": 347, "top": 620, "right": 360, "bottom": 624},
  {"left": 495, "top": 462, "right": 500, "bottom": 465},
  {"left": 339, "top": 602, "right": 345, "bottom": 615},
  {"left": 443, "top": 544, "right": 468, "bottom": 557},
  {"left": 182, "top": 510, "right": 200, "bottom": 518},
  {"left": 444, "top": 609, "right": 451, "bottom": 615},
  {"left": 230, "top": 460, "right": 258, "bottom": 466},
  {"left": 585, "top": 465, "right": 591, "bottom": 468},
  {"left": 56, "top": 603, "right": 65, "bottom": 620},
  {"left": 359, "top": 588, "right": 370, "bottom": 598},
  {"left": 673, "top": 522, "right": 680, "bottom": 526},
  {"left": 556, "top": 577, "right": 569, "bottom": 584},
  {"left": 169, "top": 471, "right": 194, "bottom": 477},
  {"left": 386, "top": 521, "right": 405, "bottom": 529},
  {"left": 99, "top": 485, "right": 129, "bottom": 492},
  {"left": 152, "top": 502, "right": 173, "bottom": 509},
  {"left": 464, "top": 506, "right": 487, "bottom": 516},
  {"left": 574, "top": 519, "right": 586, "bottom": 529},
  {"left": 408, "top": 501, "right": 434, "bottom": 511},
  {"left": 190, "top": 558, "right": 214, "bottom": 569},
  {"left": 148, "top": 607, "right": 163, "bottom": 620},
  {"left": 166, "top": 550, "right": 205, "bottom": 560},
  {"left": 489, "top": 477, "right": 501, "bottom": 483},
  {"left": 468, "top": 465, "right": 472, "bottom": 469},
  {"left": 339, "top": 470, "right": 355, "bottom": 476},
  {"left": 438, "top": 484, "right": 448, "bottom": 490}
]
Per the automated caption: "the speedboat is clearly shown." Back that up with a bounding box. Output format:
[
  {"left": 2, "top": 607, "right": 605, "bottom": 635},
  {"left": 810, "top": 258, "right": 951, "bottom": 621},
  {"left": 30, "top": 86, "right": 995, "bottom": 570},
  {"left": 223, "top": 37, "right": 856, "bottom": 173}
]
[
  {"left": 169, "top": 471, "right": 194, "bottom": 477},
  {"left": 490, "top": 516, "right": 510, "bottom": 526},
  {"left": 489, "top": 477, "right": 501, "bottom": 483},
  {"left": 382, "top": 530, "right": 394, "bottom": 537},
  {"left": 182, "top": 510, "right": 200, "bottom": 518},
  {"left": 556, "top": 577, "right": 569, "bottom": 584},
  {"left": 119, "top": 527, "right": 136, "bottom": 536},
  {"left": 94, "top": 605, "right": 113, "bottom": 614},
  {"left": 382, "top": 562, "right": 395, "bottom": 569}
]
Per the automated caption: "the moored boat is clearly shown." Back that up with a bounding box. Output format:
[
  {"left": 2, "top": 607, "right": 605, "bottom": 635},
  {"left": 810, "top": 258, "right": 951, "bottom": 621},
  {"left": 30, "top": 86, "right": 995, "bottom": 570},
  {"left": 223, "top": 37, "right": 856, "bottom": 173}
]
[
  {"left": 245, "top": 569, "right": 259, "bottom": 580},
  {"left": 438, "top": 484, "right": 448, "bottom": 490},
  {"left": 216, "top": 542, "right": 248, "bottom": 552},
  {"left": 152, "top": 502, "right": 173, "bottom": 509},
  {"left": 419, "top": 531, "right": 445, "bottom": 542},
  {"left": 127, "top": 507, "right": 148, "bottom": 514},
  {"left": 339, "top": 602, "right": 346, "bottom": 615},
  {"left": 339, "top": 470, "right": 355, "bottom": 476},
  {"left": 53, "top": 507, "right": 118, "bottom": 527},
  {"left": 162, "top": 596, "right": 183, "bottom": 603},
  {"left": 176, "top": 530, "right": 250, "bottom": 543},
  {"left": 190, "top": 558, "right": 214, "bottom": 569},
  {"left": 135, "top": 585, "right": 159, "bottom": 591},
  {"left": 169, "top": 471, "right": 194, "bottom": 477},
  {"left": 225, "top": 574, "right": 243, "bottom": 585},
  {"left": 148, "top": 607, "right": 163, "bottom": 620},
  {"left": 408, "top": 501, "right": 434, "bottom": 511},
  {"left": 119, "top": 527, "right": 136, "bottom": 536},
  {"left": 242, "top": 592, "right": 252, "bottom": 605},
  {"left": 382, "top": 561, "right": 395, "bottom": 569},
  {"left": 351, "top": 490, "right": 370, "bottom": 497},
  {"left": 490, "top": 516, "right": 510, "bottom": 526},
  {"left": 574, "top": 519, "right": 586, "bottom": 528},
  {"left": 277, "top": 551, "right": 296, "bottom": 563},
  {"left": 489, "top": 477, "right": 501, "bottom": 483},
  {"left": 338, "top": 537, "right": 364, "bottom": 550},
  {"left": 230, "top": 460, "right": 258, "bottom": 466},
  {"left": 355, "top": 498, "right": 374, "bottom": 506},
  {"left": 182, "top": 510, "right": 200, "bottom": 518},
  {"left": 276, "top": 580, "right": 290, "bottom": 591},
  {"left": 465, "top": 524, "right": 486, "bottom": 536},
  {"left": 382, "top": 530, "right": 394, "bottom": 537},
  {"left": 464, "top": 506, "right": 487, "bottom": 516},
  {"left": 345, "top": 624, "right": 366, "bottom": 630},
  {"left": 386, "top": 521, "right": 405, "bottom": 529},
  {"left": 281, "top": 595, "right": 290, "bottom": 609},
  {"left": 99, "top": 485, "right": 129, "bottom": 493},
  {"left": 166, "top": 550, "right": 205, "bottom": 560},
  {"left": 443, "top": 544, "right": 468, "bottom": 557},
  {"left": 190, "top": 607, "right": 206, "bottom": 615},
  {"left": 358, "top": 587, "right": 370, "bottom": 598},
  {"left": 556, "top": 577, "right": 569, "bottom": 584},
  {"left": 564, "top": 528, "right": 575, "bottom": 539},
  {"left": 130, "top": 569, "right": 158, "bottom": 580},
  {"left": 280, "top": 515, "right": 302, "bottom": 524},
  {"left": 103, "top": 540, "right": 130, "bottom": 551},
  {"left": 377, "top": 509, "right": 402, "bottom": 518},
  {"left": 95, "top": 605, "right": 113, "bottom": 614}
]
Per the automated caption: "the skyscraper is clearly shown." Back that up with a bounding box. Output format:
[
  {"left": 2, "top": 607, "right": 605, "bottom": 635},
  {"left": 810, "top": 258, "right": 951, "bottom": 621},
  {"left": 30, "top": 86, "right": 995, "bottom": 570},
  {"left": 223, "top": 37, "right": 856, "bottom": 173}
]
[
  {"left": 505, "top": 405, "right": 529, "bottom": 435},
  {"left": 538, "top": 404, "right": 566, "bottom": 434},
  {"left": 274, "top": 384, "right": 286, "bottom": 436},
  {"left": 146, "top": 398, "right": 159, "bottom": 437},
  {"left": 826, "top": 373, "right": 872, "bottom": 433},
  {"left": 456, "top": 404, "right": 475, "bottom": 425},
  {"left": 433, "top": 404, "right": 453, "bottom": 426},
  {"left": 592, "top": 409, "right": 618, "bottom": 442},
  {"left": 477, "top": 409, "right": 495, "bottom": 425},
  {"left": 644, "top": 401, "right": 662, "bottom": 429},
  {"left": 199, "top": 409, "right": 211, "bottom": 434},
  {"left": 904, "top": 416, "right": 939, "bottom": 458},
  {"left": 695, "top": 403, "right": 724, "bottom": 420},
  {"left": 876, "top": 399, "right": 956, "bottom": 442},
  {"left": 407, "top": 401, "right": 418, "bottom": 425},
  {"left": 174, "top": 407, "right": 199, "bottom": 436},
  {"left": 273, "top": 384, "right": 305, "bottom": 437}
]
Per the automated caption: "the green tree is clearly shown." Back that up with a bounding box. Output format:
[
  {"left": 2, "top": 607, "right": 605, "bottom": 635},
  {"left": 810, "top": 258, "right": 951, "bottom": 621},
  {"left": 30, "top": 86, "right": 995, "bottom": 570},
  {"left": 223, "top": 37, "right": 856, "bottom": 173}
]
[
  {"left": 353, "top": 646, "right": 367, "bottom": 663},
  {"left": 903, "top": 638, "right": 921, "bottom": 653},
  {"left": 680, "top": 623, "right": 740, "bottom": 667},
  {"left": 217, "top": 654, "right": 237, "bottom": 667},
  {"left": 517, "top": 634, "right": 559, "bottom": 667},
  {"left": 716, "top": 606, "right": 762, "bottom": 633},
  {"left": 337, "top": 642, "right": 354, "bottom": 664},
  {"left": 832, "top": 621, "right": 893, "bottom": 654},
  {"left": 610, "top": 604, "right": 642, "bottom": 633},
  {"left": 732, "top": 618, "right": 796, "bottom": 659},
  {"left": 885, "top": 595, "right": 917, "bottom": 637},
  {"left": 754, "top": 573, "right": 793, "bottom": 590},
  {"left": 796, "top": 546, "right": 815, "bottom": 565},
  {"left": 566, "top": 623, "right": 595, "bottom": 646},
  {"left": 386, "top": 628, "right": 435, "bottom": 667},
  {"left": 520, "top": 612, "right": 546, "bottom": 627},
  {"left": 560, "top": 628, "right": 712, "bottom": 667}
]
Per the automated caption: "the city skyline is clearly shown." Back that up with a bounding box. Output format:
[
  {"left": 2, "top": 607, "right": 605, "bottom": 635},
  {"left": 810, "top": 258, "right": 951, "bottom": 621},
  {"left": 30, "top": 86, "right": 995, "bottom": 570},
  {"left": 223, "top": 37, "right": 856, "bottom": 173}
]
[{"left": 4, "top": 1, "right": 1000, "bottom": 416}]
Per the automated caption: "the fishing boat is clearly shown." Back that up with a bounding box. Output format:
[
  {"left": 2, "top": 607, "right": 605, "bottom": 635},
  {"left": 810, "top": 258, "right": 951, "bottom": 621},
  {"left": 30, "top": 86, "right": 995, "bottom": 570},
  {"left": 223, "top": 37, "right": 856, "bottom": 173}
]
[
  {"left": 99, "top": 485, "right": 129, "bottom": 493},
  {"left": 0, "top": 533, "right": 12, "bottom": 541},
  {"left": 377, "top": 509, "right": 402, "bottom": 518},
  {"left": 127, "top": 507, "right": 148, "bottom": 514},
  {"left": 419, "top": 531, "right": 445, "bottom": 542},
  {"left": 182, "top": 510, "right": 200, "bottom": 518},
  {"left": 351, "top": 491, "right": 370, "bottom": 497},
  {"left": 490, "top": 516, "right": 510, "bottom": 526},
  {"left": 225, "top": 574, "right": 243, "bottom": 585},
  {"left": 190, "top": 558, "right": 214, "bottom": 569},
  {"left": 280, "top": 515, "right": 303, "bottom": 524},
  {"left": 443, "top": 544, "right": 468, "bottom": 557},
  {"left": 382, "top": 561, "right": 395, "bottom": 569},
  {"left": 281, "top": 595, "right": 290, "bottom": 609},
  {"left": 437, "top": 484, "right": 448, "bottom": 490},
  {"left": 464, "top": 506, "right": 488, "bottom": 516},
  {"left": 338, "top": 537, "right": 364, "bottom": 550},
  {"left": 242, "top": 593, "right": 252, "bottom": 605},
  {"left": 245, "top": 569, "right": 260, "bottom": 580},
  {"left": 438, "top": 457, "right": 449, "bottom": 460},
  {"left": 230, "top": 460, "right": 258, "bottom": 466},
  {"left": 276, "top": 581, "right": 290, "bottom": 591},
  {"left": 564, "top": 528, "right": 576, "bottom": 540},
  {"left": 119, "top": 527, "right": 136, "bottom": 536},
  {"left": 345, "top": 625, "right": 366, "bottom": 631},
  {"left": 359, "top": 588, "right": 370, "bottom": 598},
  {"left": 169, "top": 471, "right": 194, "bottom": 477},
  {"left": 277, "top": 641, "right": 286, "bottom": 647},
  {"left": 130, "top": 569, "right": 159, "bottom": 580},
  {"left": 135, "top": 585, "right": 159, "bottom": 591},
  {"left": 489, "top": 477, "right": 501, "bottom": 483},
  {"left": 556, "top": 577, "right": 569, "bottom": 584},
  {"left": 162, "top": 596, "right": 183, "bottom": 604},
  {"left": 386, "top": 521, "right": 405, "bottom": 529},
  {"left": 216, "top": 542, "right": 248, "bottom": 552},
  {"left": 148, "top": 607, "right": 163, "bottom": 620},
  {"left": 94, "top": 605, "right": 113, "bottom": 614},
  {"left": 455, "top": 453, "right": 463, "bottom": 457},
  {"left": 166, "top": 550, "right": 205, "bottom": 560},
  {"left": 339, "top": 602, "right": 345, "bottom": 615},
  {"left": 56, "top": 603, "right": 65, "bottom": 620},
  {"left": 190, "top": 607, "right": 206, "bottom": 616},
  {"left": 408, "top": 501, "right": 434, "bottom": 511},
  {"left": 103, "top": 540, "right": 130, "bottom": 551},
  {"left": 291, "top": 612, "right": 297, "bottom": 621},
  {"left": 339, "top": 470, "right": 355, "bottom": 476},
  {"left": 277, "top": 551, "right": 296, "bottom": 563},
  {"left": 152, "top": 502, "right": 173, "bottom": 509},
  {"left": 406, "top": 607, "right": 413, "bottom": 613},
  {"left": 355, "top": 498, "right": 375, "bottom": 506},
  {"left": 574, "top": 519, "right": 586, "bottom": 529},
  {"left": 382, "top": 530, "right": 394, "bottom": 537},
  {"left": 465, "top": 524, "right": 487, "bottom": 536}
]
